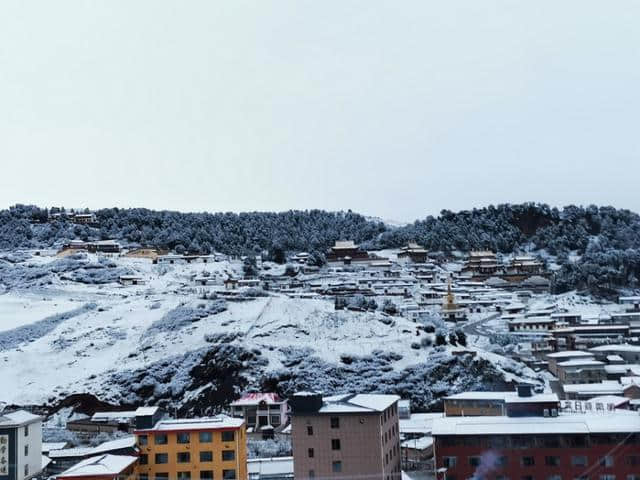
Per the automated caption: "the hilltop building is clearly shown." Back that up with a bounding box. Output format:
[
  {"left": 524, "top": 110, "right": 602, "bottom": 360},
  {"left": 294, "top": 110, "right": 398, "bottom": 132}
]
[
  {"left": 326, "top": 241, "right": 370, "bottom": 265},
  {"left": 397, "top": 243, "right": 428, "bottom": 264}
]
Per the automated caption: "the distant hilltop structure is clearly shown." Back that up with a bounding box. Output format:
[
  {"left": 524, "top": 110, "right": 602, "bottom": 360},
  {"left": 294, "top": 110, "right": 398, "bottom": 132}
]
[
  {"left": 326, "top": 240, "right": 371, "bottom": 265},
  {"left": 397, "top": 242, "right": 429, "bottom": 264}
]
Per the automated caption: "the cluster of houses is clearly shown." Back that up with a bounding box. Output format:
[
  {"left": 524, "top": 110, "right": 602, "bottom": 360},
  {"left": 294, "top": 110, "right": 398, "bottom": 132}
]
[
  {"left": 9, "top": 378, "right": 640, "bottom": 480},
  {"left": 48, "top": 239, "right": 558, "bottom": 323},
  {"left": 3, "top": 390, "right": 435, "bottom": 480}
]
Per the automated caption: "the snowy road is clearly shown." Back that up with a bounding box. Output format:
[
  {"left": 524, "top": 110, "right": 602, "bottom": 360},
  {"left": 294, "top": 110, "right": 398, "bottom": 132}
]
[{"left": 462, "top": 312, "right": 500, "bottom": 338}]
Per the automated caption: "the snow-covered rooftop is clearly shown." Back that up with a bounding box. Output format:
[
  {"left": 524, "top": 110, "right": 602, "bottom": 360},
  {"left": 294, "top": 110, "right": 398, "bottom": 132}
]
[
  {"left": 320, "top": 394, "right": 400, "bottom": 413},
  {"left": 57, "top": 454, "right": 138, "bottom": 479},
  {"left": 432, "top": 412, "right": 640, "bottom": 436},
  {"left": 547, "top": 350, "right": 595, "bottom": 359},
  {"left": 0, "top": 410, "right": 42, "bottom": 427},
  {"left": 230, "top": 393, "right": 285, "bottom": 406},
  {"left": 137, "top": 416, "right": 244, "bottom": 432}
]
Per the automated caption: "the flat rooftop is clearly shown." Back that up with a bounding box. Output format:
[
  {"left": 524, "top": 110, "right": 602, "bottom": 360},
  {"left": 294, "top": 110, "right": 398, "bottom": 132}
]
[
  {"left": 136, "top": 416, "right": 244, "bottom": 432},
  {"left": 433, "top": 411, "right": 640, "bottom": 436},
  {"left": 319, "top": 394, "right": 400, "bottom": 413},
  {"left": 444, "top": 391, "right": 558, "bottom": 404}
]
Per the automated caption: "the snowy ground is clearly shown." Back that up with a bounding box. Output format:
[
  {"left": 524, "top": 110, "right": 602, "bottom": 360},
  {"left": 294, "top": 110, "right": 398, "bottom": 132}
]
[
  {"left": 0, "top": 253, "right": 440, "bottom": 406},
  {"left": 0, "top": 252, "right": 611, "bottom": 409}
]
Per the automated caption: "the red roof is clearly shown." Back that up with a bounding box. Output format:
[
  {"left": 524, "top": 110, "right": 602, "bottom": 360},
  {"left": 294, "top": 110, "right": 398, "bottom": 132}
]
[{"left": 231, "top": 393, "right": 284, "bottom": 406}]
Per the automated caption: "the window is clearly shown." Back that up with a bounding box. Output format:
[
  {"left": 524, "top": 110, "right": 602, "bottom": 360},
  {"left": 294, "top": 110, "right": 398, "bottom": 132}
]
[
  {"left": 24, "top": 465, "right": 29, "bottom": 476},
  {"left": 495, "top": 456, "right": 508, "bottom": 467},
  {"left": 24, "top": 425, "right": 29, "bottom": 437},
  {"left": 155, "top": 474, "right": 169, "bottom": 480},
  {"left": 178, "top": 472, "right": 191, "bottom": 480},
  {"left": 331, "top": 439, "right": 341, "bottom": 450},
  {"left": 200, "top": 472, "right": 213, "bottom": 480},
  {"left": 308, "top": 448, "right": 314, "bottom": 458},
  {"left": 139, "top": 435, "right": 148, "bottom": 446},
  {"left": 222, "top": 450, "right": 235, "bottom": 461},
  {"left": 627, "top": 455, "right": 640, "bottom": 466},
  {"left": 522, "top": 456, "right": 535, "bottom": 467},
  {"left": 223, "top": 470, "right": 236, "bottom": 480},
  {"left": 200, "top": 451, "right": 213, "bottom": 462},
  {"left": 332, "top": 461, "right": 342, "bottom": 473},
  {"left": 309, "top": 471, "right": 315, "bottom": 479},
  {"left": 155, "top": 453, "right": 169, "bottom": 464},
  {"left": 600, "top": 456, "right": 614, "bottom": 467},
  {"left": 548, "top": 476, "right": 561, "bottom": 480},
  {"left": 177, "top": 452, "right": 191, "bottom": 463},
  {"left": 545, "top": 456, "right": 560, "bottom": 466},
  {"left": 155, "top": 434, "right": 168, "bottom": 445},
  {"left": 139, "top": 454, "right": 149, "bottom": 465},
  {"left": 627, "top": 476, "right": 640, "bottom": 480},
  {"left": 271, "top": 415, "right": 281, "bottom": 426},
  {"left": 307, "top": 426, "right": 313, "bottom": 436},
  {"left": 140, "top": 474, "right": 149, "bottom": 480},
  {"left": 222, "top": 431, "right": 235, "bottom": 442},
  {"left": 521, "top": 477, "right": 533, "bottom": 480},
  {"left": 177, "top": 433, "right": 190, "bottom": 444},
  {"left": 572, "top": 456, "right": 588, "bottom": 466},
  {"left": 469, "top": 456, "right": 481, "bottom": 467},
  {"left": 24, "top": 445, "right": 28, "bottom": 456},
  {"left": 200, "top": 432, "right": 213, "bottom": 443},
  {"left": 443, "top": 457, "right": 457, "bottom": 468},
  {"left": 330, "top": 417, "right": 340, "bottom": 429},
  {"left": 600, "top": 476, "right": 615, "bottom": 480}
]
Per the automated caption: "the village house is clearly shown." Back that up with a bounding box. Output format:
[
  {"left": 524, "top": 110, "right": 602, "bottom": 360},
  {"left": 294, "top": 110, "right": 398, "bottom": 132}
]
[
  {"left": 507, "top": 316, "right": 556, "bottom": 333},
  {"left": 230, "top": 393, "right": 290, "bottom": 436},
  {"left": 620, "top": 295, "right": 640, "bottom": 312},
  {"left": 119, "top": 275, "right": 146, "bottom": 286},
  {"left": 56, "top": 454, "right": 138, "bottom": 480},
  {"left": 589, "top": 344, "right": 640, "bottom": 364},
  {"left": 247, "top": 457, "right": 293, "bottom": 480},
  {"left": 555, "top": 358, "right": 607, "bottom": 384},
  {"left": 124, "top": 248, "right": 169, "bottom": 260},
  {"left": 45, "top": 437, "right": 138, "bottom": 477},
  {"left": 546, "top": 350, "right": 596, "bottom": 376},
  {"left": 443, "top": 385, "right": 559, "bottom": 417}
]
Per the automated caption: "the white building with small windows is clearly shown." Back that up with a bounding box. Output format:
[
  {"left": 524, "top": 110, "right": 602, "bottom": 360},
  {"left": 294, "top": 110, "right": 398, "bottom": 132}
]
[{"left": 0, "top": 410, "right": 43, "bottom": 480}]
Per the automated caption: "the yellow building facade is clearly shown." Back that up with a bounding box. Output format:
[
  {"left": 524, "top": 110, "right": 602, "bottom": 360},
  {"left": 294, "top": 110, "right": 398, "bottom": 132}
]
[{"left": 134, "top": 418, "right": 247, "bottom": 480}]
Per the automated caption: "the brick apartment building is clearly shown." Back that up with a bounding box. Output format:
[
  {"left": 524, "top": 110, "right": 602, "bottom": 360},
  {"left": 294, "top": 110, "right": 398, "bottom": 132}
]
[
  {"left": 433, "top": 386, "right": 640, "bottom": 480},
  {"left": 290, "top": 393, "right": 401, "bottom": 480}
]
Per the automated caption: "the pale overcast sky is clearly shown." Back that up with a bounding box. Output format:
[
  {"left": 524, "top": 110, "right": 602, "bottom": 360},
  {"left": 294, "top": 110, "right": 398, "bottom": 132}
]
[{"left": 1, "top": 1, "right": 639, "bottom": 222}]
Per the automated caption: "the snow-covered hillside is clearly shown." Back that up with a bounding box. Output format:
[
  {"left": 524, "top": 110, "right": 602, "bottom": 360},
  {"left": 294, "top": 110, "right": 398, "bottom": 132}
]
[{"left": 0, "top": 251, "right": 540, "bottom": 413}]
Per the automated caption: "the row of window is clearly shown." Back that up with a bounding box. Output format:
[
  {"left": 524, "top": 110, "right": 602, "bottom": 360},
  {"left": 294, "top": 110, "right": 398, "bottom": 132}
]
[
  {"left": 139, "top": 431, "right": 235, "bottom": 446},
  {"left": 445, "top": 476, "right": 639, "bottom": 480},
  {"left": 443, "top": 454, "right": 618, "bottom": 468},
  {"left": 439, "top": 433, "right": 640, "bottom": 448},
  {"left": 140, "top": 451, "right": 236, "bottom": 465},
  {"left": 139, "top": 470, "right": 236, "bottom": 480},
  {"left": 381, "top": 404, "right": 397, "bottom": 425}
]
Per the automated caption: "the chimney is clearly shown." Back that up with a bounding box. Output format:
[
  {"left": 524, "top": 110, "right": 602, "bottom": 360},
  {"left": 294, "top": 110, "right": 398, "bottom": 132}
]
[
  {"left": 289, "top": 392, "right": 323, "bottom": 414},
  {"left": 516, "top": 384, "right": 534, "bottom": 398}
]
